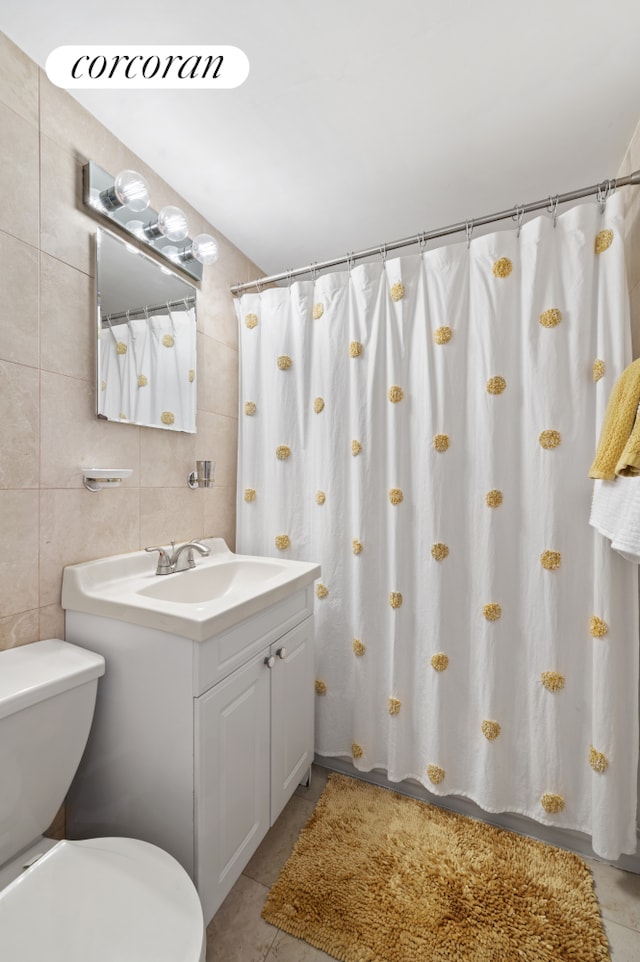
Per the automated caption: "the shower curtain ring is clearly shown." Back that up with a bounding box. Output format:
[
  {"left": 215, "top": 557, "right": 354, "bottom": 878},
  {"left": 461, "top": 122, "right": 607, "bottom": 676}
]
[
  {"left": 597, "top": 179, "right": 615, "bottom": 214},
  {"left": 380, "top": 244, "right": 387, "bottom": 264},
  {"left": 310, "top": 262, "right": 318, "bottom": 283},
  {"left": 465, "top": 220, "right": 474, "bottom": 249},
  {"left": 346, "top": 252, "right": 355, "bottom": 273},
  {"left": 512, "top": 205, "right": 525, "bottom": 238},
  {"left": 417, "top": 232, "right": 427, "bottom": 253},
  {"left": 547, "top": 195, "right": 559, "bottom": 227},
  {"left": 286, "top": 268, "right": 293, "bottom": 289},
  {"left": 255, "top": 279, "right": 263, "bottom": 294}
]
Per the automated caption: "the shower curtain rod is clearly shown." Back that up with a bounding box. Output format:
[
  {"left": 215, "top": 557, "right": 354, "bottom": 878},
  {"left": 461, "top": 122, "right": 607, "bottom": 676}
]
[
  {"left": 230, "top": 169, "right": 640, "bottom": 295},
  {"left": 101, "top": 294, "right": 196, "bottom": 325}
]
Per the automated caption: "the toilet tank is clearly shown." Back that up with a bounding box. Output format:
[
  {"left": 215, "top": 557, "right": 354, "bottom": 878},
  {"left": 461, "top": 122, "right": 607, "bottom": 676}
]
[{"left": 0, "top": 639, "right": 105, "bottom": 868}]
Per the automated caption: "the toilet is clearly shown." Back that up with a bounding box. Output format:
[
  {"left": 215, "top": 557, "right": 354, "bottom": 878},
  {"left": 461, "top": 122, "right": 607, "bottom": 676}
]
[{"left": 0, "top": 639, "right": 205, "bottom": 962}]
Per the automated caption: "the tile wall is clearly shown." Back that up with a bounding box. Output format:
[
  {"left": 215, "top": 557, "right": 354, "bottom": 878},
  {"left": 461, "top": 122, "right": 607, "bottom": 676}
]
[{"left": 0, "top": 32, "right": 262, "bottom": 650}]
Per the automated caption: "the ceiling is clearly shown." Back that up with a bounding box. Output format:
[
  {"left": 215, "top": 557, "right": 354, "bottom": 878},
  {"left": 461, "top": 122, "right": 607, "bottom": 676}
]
[{"left": 3, "top": 1, "right": 640, "bottom": 279}]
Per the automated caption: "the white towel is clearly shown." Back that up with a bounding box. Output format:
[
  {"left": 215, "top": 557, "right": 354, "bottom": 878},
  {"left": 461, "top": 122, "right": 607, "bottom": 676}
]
[{"left": 590, "top": 477, "right": 640, "bottom": 562}]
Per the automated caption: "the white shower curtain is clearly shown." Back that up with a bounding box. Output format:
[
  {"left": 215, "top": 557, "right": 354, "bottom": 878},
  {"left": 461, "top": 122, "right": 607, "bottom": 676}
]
[{"left": 237, "top": 193, "right": 638, "bottom": 859}]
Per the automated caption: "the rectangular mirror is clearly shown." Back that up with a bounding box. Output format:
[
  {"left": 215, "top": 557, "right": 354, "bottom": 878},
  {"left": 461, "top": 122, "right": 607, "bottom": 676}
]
[{"left": 96, "top": 227, "right": 197, "bottom": 432}]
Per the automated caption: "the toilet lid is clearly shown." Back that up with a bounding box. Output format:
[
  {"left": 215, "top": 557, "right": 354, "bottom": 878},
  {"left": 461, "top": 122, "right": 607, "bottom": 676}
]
[{"left": 0, "top": 838, "right": 204, "bottom": 962}]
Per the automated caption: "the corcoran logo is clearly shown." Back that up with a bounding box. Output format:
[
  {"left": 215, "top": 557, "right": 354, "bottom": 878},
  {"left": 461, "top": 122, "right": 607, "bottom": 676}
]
[{"left": 45, "top": 45, "right": 250, "bottom": 89}]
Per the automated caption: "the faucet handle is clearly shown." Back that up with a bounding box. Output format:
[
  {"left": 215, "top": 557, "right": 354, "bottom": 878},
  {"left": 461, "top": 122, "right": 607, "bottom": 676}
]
[{"left": 145, "top": 545, "right": 173, "bottom": 575}]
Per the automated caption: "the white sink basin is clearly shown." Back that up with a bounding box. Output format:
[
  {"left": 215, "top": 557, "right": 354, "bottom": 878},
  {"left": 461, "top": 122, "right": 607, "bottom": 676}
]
[{"left": 62, "top": 539, "right": 321, "bottom": 641}]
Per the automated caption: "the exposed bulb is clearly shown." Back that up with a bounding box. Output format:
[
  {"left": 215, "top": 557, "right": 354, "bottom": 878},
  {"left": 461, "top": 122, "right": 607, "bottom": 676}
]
[
  {"left": 100, "top": 169, "right": 150, "bottom": 212},
  {"left": 191, "top": 233, "right": 219, "bottom": 265},
  {"left": 156, "top": 205, "right": 189, "bottom": 242}
]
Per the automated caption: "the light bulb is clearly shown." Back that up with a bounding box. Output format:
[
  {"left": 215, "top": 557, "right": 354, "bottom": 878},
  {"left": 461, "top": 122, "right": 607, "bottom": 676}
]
[
  {"left": 157, "top": 205, "right": 189, "bottom": 242},
  {"left": 125, "top": 219, "right": 146, "bottom": 238},
  {"left": 100, "top": 169, "right": 150, "bottom": 212},
  {"left": 191, "top": 233, "right": 219, "bottom": 265}
]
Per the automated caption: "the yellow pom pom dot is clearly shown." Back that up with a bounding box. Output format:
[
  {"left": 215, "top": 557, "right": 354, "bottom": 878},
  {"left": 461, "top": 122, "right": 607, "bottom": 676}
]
[
  {"left": 316, "top": 491, "right": 326, "bottom": 505},
  {"left": 389, "top": 488, "right": 404, "bottom": 505},
  {"left": 431, "top": 653, "right": 449, "bottom": 672},
  {"left": 388, "top": 697, "right": 401, "bottom": 715},
  {"left": 101, "top": 380, "right": 106, "bottom": 391},
  {"left": 427, "top": 764, "right": 445, "bottom": 785},
  {"left": 389, "top": 592, "right": 403, "bottom": 609},
  {"left": 593, "top": 360, "right": 605, "bottom": 382},
  {"left": 315, "top": 680, "right": 327, "bottom": 696},
  {"left": 481, "top": 720, "right": 501, "bottom": 741},
  {"left": 137, "top": 374, "right": 148, "bottom": 387},
  {"left": 245, "top": 313, "right": 258, "bottom": 329},
  {"left": 539, "top": 429, "right": 561, "bottom": 450},
  {"left": 352, "top": 743, "right": 364, "bottom": 759},
  {"left": 589, "top": 745, "right": 609, "bottom": 774},
  {"left": 162, "top": 334, "right": 175, "bottom": 348},
  {"left": 188, "top": 369, "right": 195, "bottom": 383},
  {"left": 244, "top": 401, "right": 257, "bottom": 416},
  {"left": 589, "top": 615, "right": 608, "bottom": 638},
  {"left": 539, "top": 308, "right": 562, "bottom": 329},
  {"left": 312, "top": 303, "right": 324, "bottom": 320},
  {"left": 244, "top": 488, "right": 256, "bottom": 503},
  {"left": 487, "top": 375, "right": 507, "bottom": 395},
  {"left": 433, "top": 434, "right": 449, "bottom": 453},
  {"left": 595, "top": 229, "right": 614, "bottom": 254},
  {"left": 119, "top": 412, "right": 127, "bottom": 420},
  {"left": 540, "top": 550, "right": 561, "bottom": 571},
  {"left": 352, "top": 539, "right": 363, "bottom": 555},
  {"left": 314, "top": 397, "right": 325, "bottom": 413},
  {"left": 492, "top": 257, "right": 513, "bottom": 278},
  {"left": 277, "top": 355, "right": 292, "bottom": 370},
  {"left": 352, "top": 440, "right": 362, "bottom": 456},
  {"left": 316, "top": 583, "right": 329, "bottom": 599},
  {"left": 541, "top": 671, "right": 565, "bottom": 692},
  {"left": 390, "top": 282, "right": 405, "bottom": 301},
  {"left": 431, "top": 542, "right": 449, "bottom": 562},
  {"left": 160, "top": 411, "right": 175, "bottom": 425},
  {"left": 350, "top": 341, "right": 363, "bottom": 358},
  {"left": 276, "top": 445, "right": 291, "bottom": 460},
  {"left": 433, "top": 326, "right": 453, "bottom": 345},
  {"left": 485, "top": 489, "right": 503, "bottom": 508},
  {"left": 116, "top": 341, "right": 127, "bottom": 355},
  {"left": 387, "top": 385, "right": 404, "bottom": 403},
  {"left": 483, "top": 603, "right": 502, "bottom": 622},
  {"left": 275, "top": 534, "right": 291, "bottom": 551},
  {"left": 541, "top": 793, "right": 565, "bottom": 814},
  {"left": 353, "top": 638, "right": 366, "bottom": 656}
]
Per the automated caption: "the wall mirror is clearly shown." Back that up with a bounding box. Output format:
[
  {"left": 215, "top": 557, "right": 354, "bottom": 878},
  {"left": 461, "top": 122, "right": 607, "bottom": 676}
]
[{"left": 96, "top": 227, "right": 197, "bottom": 433}]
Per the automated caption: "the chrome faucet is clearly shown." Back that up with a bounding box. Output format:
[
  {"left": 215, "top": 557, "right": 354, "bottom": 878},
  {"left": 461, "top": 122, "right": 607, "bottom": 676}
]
[{"left": 145, "top": 540, "right": 210, "bottom": 575}]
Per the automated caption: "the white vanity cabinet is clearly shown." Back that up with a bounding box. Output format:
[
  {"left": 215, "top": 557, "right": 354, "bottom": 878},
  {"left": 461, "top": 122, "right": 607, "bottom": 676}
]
[{"left": 65, "top": 584, "right": 315, "bottom": 925}]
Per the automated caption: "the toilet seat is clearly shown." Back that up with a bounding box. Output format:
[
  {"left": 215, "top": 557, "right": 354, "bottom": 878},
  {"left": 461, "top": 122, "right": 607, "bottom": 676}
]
[{"left": 0, "top": 837, "right": 205, "bottom": 962}]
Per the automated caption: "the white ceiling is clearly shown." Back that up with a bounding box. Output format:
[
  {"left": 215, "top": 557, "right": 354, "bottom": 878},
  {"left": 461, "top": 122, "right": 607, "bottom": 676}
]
[{"left": 3, "top": 1, "right": 640, "bottom": 279}]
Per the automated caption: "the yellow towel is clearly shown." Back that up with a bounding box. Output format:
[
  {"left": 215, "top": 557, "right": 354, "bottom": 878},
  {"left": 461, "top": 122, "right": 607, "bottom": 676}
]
[{"left": 589, "top": 357, "right": 640, "bottom": 480}]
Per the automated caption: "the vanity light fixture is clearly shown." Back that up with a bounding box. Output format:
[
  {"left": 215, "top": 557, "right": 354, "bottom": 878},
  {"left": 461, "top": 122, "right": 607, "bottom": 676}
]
[
  {"left": 82, "top": 161, "right": 213, "bottom": 282},
  {"left": 98, "top": 169, "right": 150, "bottom": 213}
]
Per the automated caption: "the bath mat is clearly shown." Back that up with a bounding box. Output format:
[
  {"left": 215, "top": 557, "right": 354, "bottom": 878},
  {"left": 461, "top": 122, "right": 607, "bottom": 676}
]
[{"left": 262, "top": 773, "right": 610, "bottom": 962}]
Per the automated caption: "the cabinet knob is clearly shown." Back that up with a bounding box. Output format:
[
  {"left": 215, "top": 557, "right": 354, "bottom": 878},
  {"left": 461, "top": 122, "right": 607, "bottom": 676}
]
[
  {"left": 264, "top": 655, "right": 276, "bottom": 669},
  {"left": 276, "top": 647, "right": 287, "bottom": 660}
]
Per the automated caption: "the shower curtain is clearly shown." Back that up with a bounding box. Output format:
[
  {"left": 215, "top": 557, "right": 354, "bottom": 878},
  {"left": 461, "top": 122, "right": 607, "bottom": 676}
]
[{"left": 236, "top": 193, "right": 638, "bottom": 859}]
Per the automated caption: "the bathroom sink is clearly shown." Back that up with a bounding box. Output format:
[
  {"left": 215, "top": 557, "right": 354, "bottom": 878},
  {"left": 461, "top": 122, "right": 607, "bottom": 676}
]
[{"left": 61, "top": 539, "right": 321, "bottom": 641}]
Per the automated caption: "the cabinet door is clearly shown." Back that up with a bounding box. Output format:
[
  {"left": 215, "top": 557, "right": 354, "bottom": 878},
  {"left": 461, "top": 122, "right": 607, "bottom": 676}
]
[
  {"left": 270, "top": 616, "right": 315, "bottom": 824},
  {"left": 195, "top": 653, "right": 270, "bottom": 924}
]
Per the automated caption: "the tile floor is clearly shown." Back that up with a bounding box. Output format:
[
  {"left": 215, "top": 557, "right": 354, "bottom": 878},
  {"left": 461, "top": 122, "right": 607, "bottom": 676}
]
[{"left": 205, "top": 766, "right": 640, "bottom": 961}]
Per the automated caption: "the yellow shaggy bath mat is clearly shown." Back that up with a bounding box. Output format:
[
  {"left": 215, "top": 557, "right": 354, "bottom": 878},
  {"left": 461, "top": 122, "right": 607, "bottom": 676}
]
[{"left": 262, "top": 774, "right": 610, "bottom": 962}]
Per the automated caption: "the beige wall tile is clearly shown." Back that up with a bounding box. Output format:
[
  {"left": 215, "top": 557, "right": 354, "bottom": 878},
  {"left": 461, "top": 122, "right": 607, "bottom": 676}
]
[
  {"left": 0, "top": 231, "right": 39, "bottom": 367},
  {"left": 39, "top": 603, "right": 65, "bottom": 641},
  {"left": 139, "top": 422, "right": 198, "bottom": 487},
  {"left": 40, "top": 370, "right": 141, "bottom": 488},
  {"left": 0, "top": 360, "right": 39, "bottom": 488},
  {"left": 198, "top": 334, "right": 239, "bottom": 418},
  {"left": 0, "top": 33, "right": 38, "bottom": 126},
  {"left": 197, "top": 237, "right": 247, "bottom": 349},
  {"left": 139, "top": 486, "right": 204, "bottom": 549},
  {"left": 204, "top": 484, "right": 236, "bottom": 551},
  {"left": 40, "top": 253, "right": 93, "bottom": 380},
  {"left": 0, "top": 490, "right": 39, "bottom": 617},
  {"left": 0, "top": 101, "right": 39, "bottom": 247},
  {"left": 40, "top": 136, "right": 93, "bottom": 274},
  {"left": 40, "top": 487, "right": 140, "bottom": 607},
  {"left": 0, "top": 609, "right": 39, "bottom": 650},
  {"left": 197, "top": 411, "right": 238, "bottom": 488}
]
